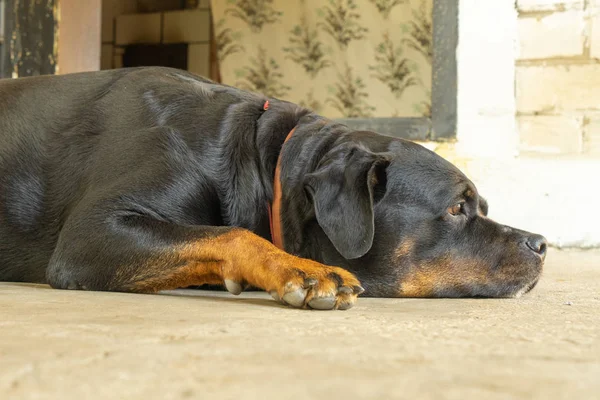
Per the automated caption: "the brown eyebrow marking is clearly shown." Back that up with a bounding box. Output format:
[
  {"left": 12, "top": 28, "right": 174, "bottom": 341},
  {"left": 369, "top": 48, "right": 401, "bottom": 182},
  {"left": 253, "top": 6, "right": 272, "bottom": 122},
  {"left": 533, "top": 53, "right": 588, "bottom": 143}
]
[{"left": 394, "top": 237, "right": 416, "bottom": 261}]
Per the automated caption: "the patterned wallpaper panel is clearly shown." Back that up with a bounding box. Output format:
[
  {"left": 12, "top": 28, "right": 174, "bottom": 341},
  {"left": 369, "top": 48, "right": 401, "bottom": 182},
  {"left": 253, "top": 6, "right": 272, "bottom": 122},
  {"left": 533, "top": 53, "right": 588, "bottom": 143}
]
[{"left": 211, "top": 0, "right": 432, "bottom": 118}]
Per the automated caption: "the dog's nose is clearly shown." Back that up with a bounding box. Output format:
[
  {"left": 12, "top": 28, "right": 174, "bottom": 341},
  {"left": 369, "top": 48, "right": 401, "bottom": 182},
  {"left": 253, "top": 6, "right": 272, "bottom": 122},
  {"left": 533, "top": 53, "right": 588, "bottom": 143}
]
[{"left": 525, "top": 234, "right": 548, "bottom": 257}]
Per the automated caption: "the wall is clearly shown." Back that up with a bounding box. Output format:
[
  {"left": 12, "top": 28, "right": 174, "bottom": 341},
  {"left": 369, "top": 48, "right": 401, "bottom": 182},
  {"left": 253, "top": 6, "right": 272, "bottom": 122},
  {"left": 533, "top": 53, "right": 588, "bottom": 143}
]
[
  {"left": 211, "top": 0, "right": 433, "bottom": 119},
  {"left": 427, "top": 0, "right": 599, "bottom": 249},
  {"left": 101, "top": 0, "right": 137, "bottom": 70},
  {"left": 100, "top": 0, "right": 211, "bottom": 76},
  {"left": 516, "top": 0, "right": 600, "bottom": 156}
]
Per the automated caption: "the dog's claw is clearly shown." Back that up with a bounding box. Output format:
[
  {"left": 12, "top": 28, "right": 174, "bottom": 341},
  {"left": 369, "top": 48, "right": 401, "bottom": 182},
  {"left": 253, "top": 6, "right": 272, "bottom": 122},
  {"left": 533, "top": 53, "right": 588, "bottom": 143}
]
[
  {"left": 353, "top": 285, "right": 365, "bottom": 295},
  {"left": 268, "top": 263, "right": 361, "bottom": 310},
  {"left": 308, "top": 296, "right": 336, "bottom": 310},
  {"left": 225, "top": 279, "right": 243, "bottom": 295},
  {"left": 338, "top": 286, "right": 353, "bottom": 295}
]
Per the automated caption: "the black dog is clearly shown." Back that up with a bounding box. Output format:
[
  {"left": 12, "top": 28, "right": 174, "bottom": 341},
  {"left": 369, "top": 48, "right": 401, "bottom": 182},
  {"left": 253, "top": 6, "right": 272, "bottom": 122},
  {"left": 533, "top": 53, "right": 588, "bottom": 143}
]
[{"left": 0, "top": 67, "right": 547, "bottom": 310}]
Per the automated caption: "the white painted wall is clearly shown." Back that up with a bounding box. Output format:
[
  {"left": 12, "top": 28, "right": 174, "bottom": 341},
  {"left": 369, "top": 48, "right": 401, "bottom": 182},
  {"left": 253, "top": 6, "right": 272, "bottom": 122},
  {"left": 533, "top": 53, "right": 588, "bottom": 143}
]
[
  {"left": 456, "top": 157, "right": 600, "bottom": 248},
  {"left": 432, "top": 0, "right": 600, "bottom": 248},
  {"left": 456, "top": 0, "right": 518, "bottom": 159}
]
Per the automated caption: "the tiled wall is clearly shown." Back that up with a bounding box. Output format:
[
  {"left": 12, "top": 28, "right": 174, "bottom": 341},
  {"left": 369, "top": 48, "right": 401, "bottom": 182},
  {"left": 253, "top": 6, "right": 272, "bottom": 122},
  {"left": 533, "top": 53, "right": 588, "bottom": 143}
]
[
  {"left": 516, "top": 0, "right": 600, "bottom": 156},
  {"left": 101, "top": 0, "right": 211, "bottom": 77}
]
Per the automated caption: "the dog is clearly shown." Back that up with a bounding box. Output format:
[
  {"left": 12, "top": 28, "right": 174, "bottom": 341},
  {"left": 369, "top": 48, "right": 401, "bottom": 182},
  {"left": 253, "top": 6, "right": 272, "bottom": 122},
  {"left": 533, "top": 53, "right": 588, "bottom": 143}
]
[{"left": 0, "top": 67, "right": 547, "bottom": 310}]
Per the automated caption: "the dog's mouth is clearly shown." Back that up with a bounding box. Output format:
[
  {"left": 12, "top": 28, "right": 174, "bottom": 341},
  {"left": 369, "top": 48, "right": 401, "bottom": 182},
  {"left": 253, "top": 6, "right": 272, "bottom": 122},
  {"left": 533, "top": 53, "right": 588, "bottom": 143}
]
[
  {"left": 468, "top": 275, "right": 541, "bottom": 299},
  {"left": 523, "top": 275, "right": 541, "bottom": 294},
  {"left": 512, "top": 275, "right": 541, "bottom": 298}
]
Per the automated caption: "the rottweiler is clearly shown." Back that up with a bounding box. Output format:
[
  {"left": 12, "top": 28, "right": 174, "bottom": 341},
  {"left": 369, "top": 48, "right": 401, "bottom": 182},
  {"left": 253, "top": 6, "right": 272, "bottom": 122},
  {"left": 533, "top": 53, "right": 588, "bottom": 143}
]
[{"left": 0, "top": 67, "right": 547, "bottom": 310}]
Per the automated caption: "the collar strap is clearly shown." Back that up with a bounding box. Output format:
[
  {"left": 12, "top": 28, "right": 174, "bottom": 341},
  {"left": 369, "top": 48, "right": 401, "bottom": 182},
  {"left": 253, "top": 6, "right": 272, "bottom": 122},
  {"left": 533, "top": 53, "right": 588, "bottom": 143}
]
[{"left": 267, "top": 126, "right": 297, "bottom": 250}]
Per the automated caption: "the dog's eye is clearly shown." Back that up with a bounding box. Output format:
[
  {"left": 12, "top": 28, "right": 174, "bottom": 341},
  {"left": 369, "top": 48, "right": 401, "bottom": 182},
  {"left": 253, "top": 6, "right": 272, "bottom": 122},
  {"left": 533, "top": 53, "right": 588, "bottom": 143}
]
[{"left": 447, "top": 203, "right": 464, "bottom": 216}]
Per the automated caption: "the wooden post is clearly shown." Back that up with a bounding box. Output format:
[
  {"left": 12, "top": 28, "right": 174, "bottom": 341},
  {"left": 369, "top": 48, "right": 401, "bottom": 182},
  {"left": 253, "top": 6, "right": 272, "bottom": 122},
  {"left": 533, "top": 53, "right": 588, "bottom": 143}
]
[{"left": 57, "top": 0, "right": 101, "bottom": 74}]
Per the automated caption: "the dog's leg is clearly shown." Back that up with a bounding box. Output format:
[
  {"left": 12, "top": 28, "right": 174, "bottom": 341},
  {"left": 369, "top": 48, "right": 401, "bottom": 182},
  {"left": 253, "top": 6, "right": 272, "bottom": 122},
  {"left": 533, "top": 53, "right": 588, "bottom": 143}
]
[{"left": 47, "top": 215, "right": 362, "bottom": 310}]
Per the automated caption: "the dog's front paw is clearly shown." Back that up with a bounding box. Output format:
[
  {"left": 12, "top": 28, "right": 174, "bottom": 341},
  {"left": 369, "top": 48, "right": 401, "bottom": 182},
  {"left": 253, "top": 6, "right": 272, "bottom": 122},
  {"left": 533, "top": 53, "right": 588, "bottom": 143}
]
[{"left": 266, "top": 257, "right": 364, "bottom": 310}]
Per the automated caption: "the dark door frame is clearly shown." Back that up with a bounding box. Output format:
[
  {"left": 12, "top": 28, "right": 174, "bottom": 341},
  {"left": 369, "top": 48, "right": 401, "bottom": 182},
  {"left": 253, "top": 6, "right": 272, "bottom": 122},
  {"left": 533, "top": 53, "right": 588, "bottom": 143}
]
[
  {"left": 1, "top": 0, "right": 58, "bottom": 78},
  {"left": 335, "top": 0, "right": 458, "bottom": 141},
  {"left": 0, "top": 0, "right": 101, "bottom": 78}
]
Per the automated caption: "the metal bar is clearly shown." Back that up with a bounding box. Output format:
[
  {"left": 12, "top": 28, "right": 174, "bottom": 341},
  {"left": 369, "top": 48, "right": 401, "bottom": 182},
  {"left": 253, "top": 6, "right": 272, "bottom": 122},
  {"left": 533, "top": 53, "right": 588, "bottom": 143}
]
[
  {"left": 335, "top": 0, "right": 458, "bottom": 141},
  {"left": 430, "top": 0, "right": 458, "bottom": 139},
  {"left": 334, "top": 117, "right": 431, "bottom": 140}
]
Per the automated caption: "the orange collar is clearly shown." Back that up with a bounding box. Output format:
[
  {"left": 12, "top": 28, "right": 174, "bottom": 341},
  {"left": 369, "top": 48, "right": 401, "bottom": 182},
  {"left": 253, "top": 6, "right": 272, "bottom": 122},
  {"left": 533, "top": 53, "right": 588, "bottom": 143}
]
[{"left": 267, "top": 126, "right": 297, "bottom": 249}]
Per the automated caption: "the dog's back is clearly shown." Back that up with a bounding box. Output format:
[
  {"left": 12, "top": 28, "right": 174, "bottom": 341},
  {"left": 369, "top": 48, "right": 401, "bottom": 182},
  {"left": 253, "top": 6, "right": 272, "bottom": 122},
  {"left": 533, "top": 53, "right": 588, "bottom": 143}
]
[{"left": 0, "top": 67, "right": 281, "bottom": 283}]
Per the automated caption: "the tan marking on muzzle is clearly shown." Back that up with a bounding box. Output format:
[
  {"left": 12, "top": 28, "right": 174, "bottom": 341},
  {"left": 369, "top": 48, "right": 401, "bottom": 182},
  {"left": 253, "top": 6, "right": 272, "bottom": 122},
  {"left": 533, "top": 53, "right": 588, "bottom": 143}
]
[{"left": 397, "top": 257, "right": 491, "bottom": 297}]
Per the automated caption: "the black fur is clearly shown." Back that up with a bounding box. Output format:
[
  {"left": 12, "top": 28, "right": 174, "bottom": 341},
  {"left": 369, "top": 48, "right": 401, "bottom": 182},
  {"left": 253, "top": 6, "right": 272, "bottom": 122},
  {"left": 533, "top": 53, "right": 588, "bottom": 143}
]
[{"left": 0, "top": 67, "right": 547, "bottom": 297}]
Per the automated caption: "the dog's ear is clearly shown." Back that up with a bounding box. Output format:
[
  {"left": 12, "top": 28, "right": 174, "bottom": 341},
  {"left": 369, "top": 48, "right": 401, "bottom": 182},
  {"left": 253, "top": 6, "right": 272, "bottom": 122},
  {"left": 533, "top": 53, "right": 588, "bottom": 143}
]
[
  {"left": 479, "top": 196, "right": 489, "bottom": 216},
  {"left": 305, "top": 145, "right": 389, "bottom": 259}
]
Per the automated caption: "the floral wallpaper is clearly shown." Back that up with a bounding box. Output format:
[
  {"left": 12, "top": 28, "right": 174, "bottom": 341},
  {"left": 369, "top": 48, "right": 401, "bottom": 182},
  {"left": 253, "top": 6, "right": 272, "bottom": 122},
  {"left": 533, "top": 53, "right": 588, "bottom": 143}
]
[{"left": 211, "top": 0, "right": 432, "bottom": 118}]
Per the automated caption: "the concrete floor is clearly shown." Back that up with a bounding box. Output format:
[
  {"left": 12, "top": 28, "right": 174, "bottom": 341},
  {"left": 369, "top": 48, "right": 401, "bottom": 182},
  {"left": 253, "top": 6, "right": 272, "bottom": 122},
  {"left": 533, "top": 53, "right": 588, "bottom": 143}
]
[{"left": 1, "top": 249, "right": 599, "bottom": 400}]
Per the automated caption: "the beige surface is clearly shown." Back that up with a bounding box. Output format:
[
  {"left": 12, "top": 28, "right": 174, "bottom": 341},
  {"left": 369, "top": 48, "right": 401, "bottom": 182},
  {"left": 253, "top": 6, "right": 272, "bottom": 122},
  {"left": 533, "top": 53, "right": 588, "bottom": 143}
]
[
  {"left": 163, "top": 9, "right": 211, "bottom": 44},
  {"left": 1, "top": 249, "right": 599, "bottom": 400},
  {"left": 212, "top": 0, "right": 432, "bottom": 118}
]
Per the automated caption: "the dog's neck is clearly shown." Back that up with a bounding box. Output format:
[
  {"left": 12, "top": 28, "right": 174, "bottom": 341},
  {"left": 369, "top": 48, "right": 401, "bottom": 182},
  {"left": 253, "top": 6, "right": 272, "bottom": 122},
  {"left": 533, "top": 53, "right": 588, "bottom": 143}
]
[
  {"left": 265, "top": 114, "right": 350, "bottom": 258},
  {"left": 227, "top": 100, "right": 348, "bottom": 259},
  {"left": 254, "top": 101, "right": 309, "bottom": 202},
  {"left": 215, "top": 99, "right": 306, "bottom": 238}
]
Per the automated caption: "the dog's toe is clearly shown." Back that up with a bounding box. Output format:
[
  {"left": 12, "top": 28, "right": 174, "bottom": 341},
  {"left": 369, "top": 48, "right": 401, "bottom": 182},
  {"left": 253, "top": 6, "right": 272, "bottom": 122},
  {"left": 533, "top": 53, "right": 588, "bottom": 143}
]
[
  {"left": 308, "top": 296, "right": 336, "bottom": 310},
  {"left": 337, "top": 300, "right": 354, "bottom": 310},
  {"left": 224, "top": 279, "right": 243, "bottom": 295},
  {"left": 282, "top": 288, "right": 307, "bottom": 307}
]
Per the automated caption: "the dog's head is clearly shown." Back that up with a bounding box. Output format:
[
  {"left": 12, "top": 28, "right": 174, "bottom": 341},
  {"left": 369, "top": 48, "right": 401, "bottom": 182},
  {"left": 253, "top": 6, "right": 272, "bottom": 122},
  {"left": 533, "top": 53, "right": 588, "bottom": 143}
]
[{"left": 282, "top": 126, "right": 546, "bottom": 298}]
